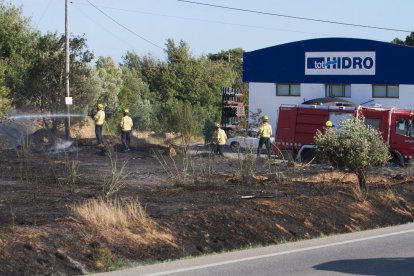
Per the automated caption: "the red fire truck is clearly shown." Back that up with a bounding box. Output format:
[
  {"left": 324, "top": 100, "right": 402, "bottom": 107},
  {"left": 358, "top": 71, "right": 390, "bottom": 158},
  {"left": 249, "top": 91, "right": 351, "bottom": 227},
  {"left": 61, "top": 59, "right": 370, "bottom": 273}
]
[{"left": 275, "top": 102, "right": 414, "bottom": 165}]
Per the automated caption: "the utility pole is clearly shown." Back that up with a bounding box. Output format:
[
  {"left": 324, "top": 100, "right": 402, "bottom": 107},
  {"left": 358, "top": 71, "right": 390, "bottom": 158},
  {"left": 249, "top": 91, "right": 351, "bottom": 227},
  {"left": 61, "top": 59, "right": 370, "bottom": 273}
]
[{"left": 64, "top": 0, "right": 71, "bottom": 139}]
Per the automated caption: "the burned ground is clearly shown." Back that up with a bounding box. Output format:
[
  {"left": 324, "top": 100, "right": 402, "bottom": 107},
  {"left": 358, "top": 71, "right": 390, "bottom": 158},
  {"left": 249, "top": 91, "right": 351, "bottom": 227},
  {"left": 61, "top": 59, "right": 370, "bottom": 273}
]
[{"left": 0, "top": 137, "right": 413, "bottom": 275}]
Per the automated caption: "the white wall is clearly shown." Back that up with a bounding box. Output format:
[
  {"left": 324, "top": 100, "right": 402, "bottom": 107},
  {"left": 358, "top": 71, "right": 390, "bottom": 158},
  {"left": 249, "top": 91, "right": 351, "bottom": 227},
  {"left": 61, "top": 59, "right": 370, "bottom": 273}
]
[
  {"left": 249, "top": 83, "right": 327, "bottom": 129},
  {"left": 249, "top": 82, "right": 414, "bottom": 133},
  {"left": 248, "top": 83, "right": 277, "bottom": 129}
]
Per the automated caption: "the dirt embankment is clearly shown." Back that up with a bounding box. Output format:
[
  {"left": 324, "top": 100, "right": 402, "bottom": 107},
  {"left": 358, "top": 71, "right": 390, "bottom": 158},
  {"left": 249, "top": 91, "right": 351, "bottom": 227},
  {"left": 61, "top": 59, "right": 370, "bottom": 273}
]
[{"left": 0, "top": 139, "right": 413, "bottom": 275}]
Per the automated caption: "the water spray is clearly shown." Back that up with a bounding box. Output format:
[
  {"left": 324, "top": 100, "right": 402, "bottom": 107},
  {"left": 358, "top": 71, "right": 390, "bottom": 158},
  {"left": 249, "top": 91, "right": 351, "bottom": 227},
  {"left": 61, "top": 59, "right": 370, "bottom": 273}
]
[
  {"left": 6, "top": 113, "right": 86, "bottom": 152},
  {"left": 9, "top": 114, "right": 85, "bottom": 120}
]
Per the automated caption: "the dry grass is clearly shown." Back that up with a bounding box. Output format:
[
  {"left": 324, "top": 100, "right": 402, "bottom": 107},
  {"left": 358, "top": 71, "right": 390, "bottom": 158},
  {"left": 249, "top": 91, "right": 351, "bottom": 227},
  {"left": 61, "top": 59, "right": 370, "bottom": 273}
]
[
  {"left": 235, "top": 150, "right": 256, "bottom": 185},
  {"left": 153, "top": 149, "right": 187, "bottom": 186},
  {"left": 62, "top": 152, "right": 80, "bottom": 193},
  {"left": 71, "top": 197, "right": 178, "bottom": 271},
  {"left": 71, "top": 118, "right": 95, "bottom": 139},
  {"left": 378, "top": 186, "right": 413, "bottom": 220},
  {"left": 144, "top": 135, "right": 167, "bottom": 147},
  {"left": 93, "top": 246, "right": 118, "bottom": 271},
  {"left": 72, "top": 198, "right": 151, "bottom": 230},
  {"left": 379, "top": 186, "right": 400, "bottom": 205},
  {"left": 102, "top": 149, "right": 129, "bottom": 198},
  {"left": 154, "top": 146, "right": 210, "bottom": 187}
]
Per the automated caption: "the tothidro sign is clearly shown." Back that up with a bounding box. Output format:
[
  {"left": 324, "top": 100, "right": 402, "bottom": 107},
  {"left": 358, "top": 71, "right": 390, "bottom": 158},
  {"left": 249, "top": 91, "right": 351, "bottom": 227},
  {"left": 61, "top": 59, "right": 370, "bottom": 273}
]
[{"left": 305, "top": 52, "right": 376, "bottom": 75}]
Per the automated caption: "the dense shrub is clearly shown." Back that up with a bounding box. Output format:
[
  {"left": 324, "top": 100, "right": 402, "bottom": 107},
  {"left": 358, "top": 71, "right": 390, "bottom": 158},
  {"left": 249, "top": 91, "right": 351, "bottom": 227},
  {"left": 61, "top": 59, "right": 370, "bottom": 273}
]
[{"left": 315, "top": 118, "right": 390, "bottom": 194}]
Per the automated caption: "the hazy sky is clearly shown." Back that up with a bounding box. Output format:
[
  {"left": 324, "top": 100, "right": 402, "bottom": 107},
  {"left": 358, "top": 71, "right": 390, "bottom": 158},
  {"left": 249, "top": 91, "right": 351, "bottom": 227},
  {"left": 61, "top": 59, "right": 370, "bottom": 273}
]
[{"left": 11, "top": 0, "right": 414, "bottom": 62}]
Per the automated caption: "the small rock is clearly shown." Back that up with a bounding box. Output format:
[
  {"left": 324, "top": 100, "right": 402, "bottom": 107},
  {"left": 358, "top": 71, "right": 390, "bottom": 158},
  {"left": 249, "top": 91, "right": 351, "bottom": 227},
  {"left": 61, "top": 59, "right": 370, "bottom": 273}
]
[
  {"left": 55, "top": 249, "right": 65, "bottom": 260},
  {"left": 165, "top": 144, "right": 177, "bottom": 157}
]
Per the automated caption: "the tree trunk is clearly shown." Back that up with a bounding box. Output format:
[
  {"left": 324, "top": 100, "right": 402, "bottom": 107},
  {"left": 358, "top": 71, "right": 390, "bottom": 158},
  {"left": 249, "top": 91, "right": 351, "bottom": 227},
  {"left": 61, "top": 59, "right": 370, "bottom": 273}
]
[
  {"left": 51, "top": 118, "right": 58, "bottom": 134},
  {"left": 356, "top": 170, "right": 368, "bottom": 195}
]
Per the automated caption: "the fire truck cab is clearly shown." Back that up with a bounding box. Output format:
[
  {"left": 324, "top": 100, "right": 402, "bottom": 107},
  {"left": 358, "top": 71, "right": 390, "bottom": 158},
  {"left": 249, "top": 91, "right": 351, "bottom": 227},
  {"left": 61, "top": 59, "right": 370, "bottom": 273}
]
[{"left": 275, "top": 103, "right": 414, "bottom": 165}]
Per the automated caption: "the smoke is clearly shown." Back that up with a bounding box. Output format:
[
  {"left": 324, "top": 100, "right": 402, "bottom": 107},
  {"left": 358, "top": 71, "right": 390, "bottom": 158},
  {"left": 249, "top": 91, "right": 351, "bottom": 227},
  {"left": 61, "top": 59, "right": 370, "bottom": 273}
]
[
  {"left": 0, "top": 121, "right": 25, "bottom": 149},
  {"left": 48, "top": 140, "right": 76, "bottom": 153},
  {"left": 0, "top": 111, "right": 86, "bottom": 151}
]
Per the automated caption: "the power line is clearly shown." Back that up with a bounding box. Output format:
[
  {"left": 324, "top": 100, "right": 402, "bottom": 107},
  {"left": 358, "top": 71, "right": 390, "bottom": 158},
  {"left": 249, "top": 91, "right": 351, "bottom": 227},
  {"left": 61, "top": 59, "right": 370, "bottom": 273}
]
[
  {"left": 74, "top": 4, "right": 138, "bottom": 50},
  {"left": 177, "top": 0, "right": 413, "bottom": 33},
  {"left": 71, "top": 1, "right": 337, "bottom": 37},
  {"left": 36, "top": 0, "right": 53, "bottom": 25},
  {"left": 84, "top": 0, "right": 163, "bottom": 50}
]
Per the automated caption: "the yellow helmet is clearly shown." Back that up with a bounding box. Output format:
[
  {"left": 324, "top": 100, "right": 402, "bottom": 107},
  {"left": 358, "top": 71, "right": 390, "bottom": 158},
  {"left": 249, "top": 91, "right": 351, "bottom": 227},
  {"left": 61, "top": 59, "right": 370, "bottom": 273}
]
[
  {"left": 123, "top": 108, "right": 129, "bottom": 114},
  {"left": 215, "top": 122, "right": 221, "bottom": 128},
  {"left": 263, "top": 115, "right": 269, "bottom": 122},
  {"left": 325, "top": 121, "right": 333, "bottom": 128},
  {"left": 97, "top": 103, "right": 103, "bottom": 110}
]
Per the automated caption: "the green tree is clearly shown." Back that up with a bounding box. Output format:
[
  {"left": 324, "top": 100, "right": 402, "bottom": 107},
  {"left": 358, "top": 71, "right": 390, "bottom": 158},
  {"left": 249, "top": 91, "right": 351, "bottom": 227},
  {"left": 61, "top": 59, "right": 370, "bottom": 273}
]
[
  {"left": 160, "top": 39, "right": 237, "bottom": 131},
  {"left": 0, "top": 60, "right": 11, "bottom": 118},
  {"left": 207, "top": 48, "right": 243, "bottom": 78},
  {"left": 207, "top": 48, "right": 246, "bottom": 93},
  {"left": 391, "top": 32, "right": 414, "bottom": 46},
  {"left": 121, "top": 39, "right": 239, "bottom": 136},
  {"left": 21, "top": 33, "right": 100, "bottom": 131},
  {"left": 121, "top": 51, "right": 164, "bottom": 100},
  {"left": 405, "top": 33, "right": 414, "bottom": 46},
  {"left": 163, "top": 99, "right": 200, "bottom": 144},
  {"left": 0, "top": 2, "right": 38, "bottom": 110},
  {"left": 95, "top": 56, "right": 123, "bottom": 116},
  {"left": 315, "top": 119, "right": 390, "bottom": 195},
  {"left": 208, "top": 48, "right": 243, "bottom": 70},
  {"left": 118, "top": 67, "right": 157, "bottom": 130}
]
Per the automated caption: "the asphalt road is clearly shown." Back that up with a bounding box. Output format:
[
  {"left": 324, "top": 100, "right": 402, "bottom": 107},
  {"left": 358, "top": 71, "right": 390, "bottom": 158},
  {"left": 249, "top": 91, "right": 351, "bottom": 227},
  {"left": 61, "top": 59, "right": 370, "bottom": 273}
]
[{"left": 98, "top": 223, "right": 414, "bottom": 276}]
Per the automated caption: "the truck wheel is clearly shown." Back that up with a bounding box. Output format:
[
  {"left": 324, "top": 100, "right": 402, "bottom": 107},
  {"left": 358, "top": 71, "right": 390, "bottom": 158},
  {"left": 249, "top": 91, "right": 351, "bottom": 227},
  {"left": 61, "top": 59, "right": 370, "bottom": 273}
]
[
  {"left": 230, "top": 142, "right": 240, "bottom": 153},
  {"left": 300, "top": 149, "right": 316, "bottom": 163},
  {"left": 390, "top": 150, "right": 405, "bottom": 167}
]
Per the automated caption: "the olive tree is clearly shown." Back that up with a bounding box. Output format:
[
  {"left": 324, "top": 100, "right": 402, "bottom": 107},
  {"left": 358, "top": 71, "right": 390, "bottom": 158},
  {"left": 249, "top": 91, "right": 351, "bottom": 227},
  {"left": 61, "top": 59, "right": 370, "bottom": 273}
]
[{"left": 315, "top": 118, "right": 390, "bottom": 194}]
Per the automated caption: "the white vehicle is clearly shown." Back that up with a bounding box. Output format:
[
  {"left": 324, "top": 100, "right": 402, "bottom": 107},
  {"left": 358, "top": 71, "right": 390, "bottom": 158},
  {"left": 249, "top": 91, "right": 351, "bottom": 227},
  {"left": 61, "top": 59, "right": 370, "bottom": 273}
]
[{"left": 226, "top": 129, "right": 275, "bottom": 153}]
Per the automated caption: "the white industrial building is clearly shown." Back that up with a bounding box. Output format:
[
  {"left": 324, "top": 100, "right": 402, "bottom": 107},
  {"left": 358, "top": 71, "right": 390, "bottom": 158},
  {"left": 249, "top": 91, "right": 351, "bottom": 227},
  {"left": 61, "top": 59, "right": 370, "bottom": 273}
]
[{"left": 243, "top": 38, "right": 414, "bottom": 129}]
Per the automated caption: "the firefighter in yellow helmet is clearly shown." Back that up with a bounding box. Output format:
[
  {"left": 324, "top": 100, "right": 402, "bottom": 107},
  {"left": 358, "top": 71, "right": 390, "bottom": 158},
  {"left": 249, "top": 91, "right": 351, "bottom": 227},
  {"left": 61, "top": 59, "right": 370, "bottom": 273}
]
[
  {"left": 120, "top": 108, "right": 133, "bottom": 152},
  {"left": 213, "top": 122, "right": 227, "bottom": 157},
  {"left": 94, "top": 103, "right": 105, "bottom": 144},
  {"left": 325, "top": 120, "right": 333, "bottom": 128},
  {"left": 257, "top": 115, "right": 272, "bottom": 158}
]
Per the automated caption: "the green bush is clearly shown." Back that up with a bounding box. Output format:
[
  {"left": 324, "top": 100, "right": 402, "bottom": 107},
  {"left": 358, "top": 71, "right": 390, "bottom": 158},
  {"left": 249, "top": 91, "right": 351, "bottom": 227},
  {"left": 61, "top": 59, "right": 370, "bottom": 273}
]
[
  {"left": 315, "top": 118, "right": 390, "bottom": 194},
  {"left": 161, "top": 99, "right": 201, "bottom": 144}
]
